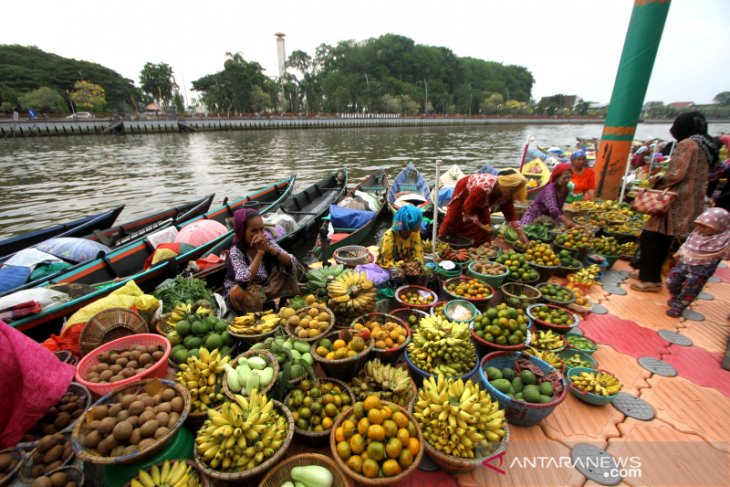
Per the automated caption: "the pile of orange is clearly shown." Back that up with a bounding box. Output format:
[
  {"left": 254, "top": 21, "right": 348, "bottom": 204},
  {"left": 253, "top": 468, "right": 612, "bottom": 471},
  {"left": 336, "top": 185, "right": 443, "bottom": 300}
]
[
  {"left": 334, "top": 395, "right": 421, "bottom": 479},
  {"left": 565, "top": 283, "right": 590, "bottom": 307},
  {"left": 446, "top": 278, "right": 492, "bottom": 300},
  {"left": 353, "top": 320, "right": 408, "bottom": 350},
  {"left": 523, "top": 242, "right": 560, "bottom": 266}
]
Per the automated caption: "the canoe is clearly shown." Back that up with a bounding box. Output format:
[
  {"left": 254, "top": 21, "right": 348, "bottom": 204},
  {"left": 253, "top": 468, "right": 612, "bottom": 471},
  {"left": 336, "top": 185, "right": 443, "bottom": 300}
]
[
  {"left": 387, "top": 163, "right": 433, "bottom": 215},
  {"left": 0, "top": 194, "right": 217, "bottom": 298},
  {"left": 193, "top": 169, "right": 350, "bottom": 287},
  {"left": 313, "top": 170, "right": 388, "bottom": 261},
  {"left": 521, "top": 158, "right": 551, "bottom": 200},
  {"left": 84, "top": 194, "right": 215, "bottom": 248},
  {"left": 7, "top": 177, "right": 295, "bottom": 339},
  {"left": 432, "top": 165, "right": 466, "bottom": 216},
  {"left": 0, "top": 206, "right": 124, "bottom": 260}
]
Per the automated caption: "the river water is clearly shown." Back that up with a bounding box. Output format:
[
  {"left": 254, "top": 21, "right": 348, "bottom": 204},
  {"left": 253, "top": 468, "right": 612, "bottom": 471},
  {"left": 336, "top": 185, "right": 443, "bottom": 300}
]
[{"left": 1, "top": 122, "right": 728, "bottom": 240}]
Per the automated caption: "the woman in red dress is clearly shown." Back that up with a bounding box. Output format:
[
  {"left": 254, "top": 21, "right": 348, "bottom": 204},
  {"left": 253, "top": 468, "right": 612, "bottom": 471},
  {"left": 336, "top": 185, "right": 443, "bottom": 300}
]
[{"left": 438, "top": 169, "right": 529, "bottom": 247}]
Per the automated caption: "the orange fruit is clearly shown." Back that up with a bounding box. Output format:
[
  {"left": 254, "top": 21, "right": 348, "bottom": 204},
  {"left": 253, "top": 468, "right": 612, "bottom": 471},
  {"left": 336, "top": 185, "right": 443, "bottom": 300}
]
[
  {"left": 367, "top": 424, "right": 385, "bottom": 441},
  {"left": 392, "top": 411, "right": 408, "bottom": 429},
  {"left": 357, "top": 417, "right": 370, "bottom": 436},
  {"left": 362, "top": 459, "right": 379, "bottom": 478},
  {"left": 321, "top": 417, "right": 334, "bottom": 430},
  {"left": 381, "top": 405, "right": 393, "bottom": 420},
  {"left": 406, "top": 420, "right": 417, "bottom": 437},
  {"left": 336, "top": 440, "right": 352, "bottom": 460},
  {"left": 382, "top": 419, "right": 398, "bottom": 438},
  {"left": 367, "top": 441, "right": 385, "bottom": 461},
  {"left": 349, "top": 434, "right": 366, "bottom": 454},
  {"left": 385, "top": 437, "right": 403, "bottom": 459},
  {"left": 346, "top": 455, "right": 363, "bottom": 474},
  {"left": 367, "top": 408, "right": 384, "bottom": 425},
  {"left": 382, "top": 459, "right": 402, "bottom": 477},
  {"left": 363, "top": 395, "right": 381, "bottom": 411},
  {"left": 352, "top": 402, "right": 366, "bottom": 420},
  {"left": 396, "top": 428, "right": 411, "bottom": 447},
  {"left": 342, "top": 419, "right": 356, "bottom": 438},
  {"left": 334, "top": 427, "right": 345, "bottom": 443},
  {"left": 398, "top": 449, "right": 414, "bottom": 469},
  {"left": 407, "top": 437, "right": 420, "bottom": 456}
]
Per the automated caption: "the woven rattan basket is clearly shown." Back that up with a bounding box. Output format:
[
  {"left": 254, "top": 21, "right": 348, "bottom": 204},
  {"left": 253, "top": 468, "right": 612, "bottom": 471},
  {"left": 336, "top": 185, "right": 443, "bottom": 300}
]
[
  {"left": 71, "top": 379, "right": 190, "bottom": 465},
  {"left": 222, "top": 350, "right": 279, "bottom": 401},
  {"left": 333, "top": 245, "right": 374, "bottom": 267},
  {"left": 19, "top": 433, "right": 74, "bottom": 483},
  {"left": 257, "top": 453, "right": 351, "bottom": 487},
  {"left": 284, "top": 377, "right": 355, "bottom": 446},
  {"left": 193, "top": 400, "right": 294, "bottom": 483},
  {"left": 311, "top": 329, "right": 374, "bottom": 381},
  {"left": 330, "top": 402, "right": 424, "bottom": 486},
  {"left": 80, "top": 308, "right": 149, "bottom": 357},
  {"left": 424, "top": 424, "right": 510, "bottom": 474},
  {"left": 124, "top": 460, "right": 209, "bottom": 487},
  {"left": 283, "top": 306, "right": 335, "bottom": 343}
]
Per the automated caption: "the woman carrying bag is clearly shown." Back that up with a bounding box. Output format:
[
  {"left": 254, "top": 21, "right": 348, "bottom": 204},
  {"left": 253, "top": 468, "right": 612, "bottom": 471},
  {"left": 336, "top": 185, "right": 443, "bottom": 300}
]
[{"left": 631, "top": 111, "right": 719, "bottom": 292}]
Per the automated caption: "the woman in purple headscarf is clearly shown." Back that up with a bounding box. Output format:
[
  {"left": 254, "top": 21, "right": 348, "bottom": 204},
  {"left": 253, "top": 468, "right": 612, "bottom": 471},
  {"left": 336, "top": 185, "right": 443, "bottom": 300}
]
[{"left": 223, "top": 208, "right": 298, "bottom": 313}]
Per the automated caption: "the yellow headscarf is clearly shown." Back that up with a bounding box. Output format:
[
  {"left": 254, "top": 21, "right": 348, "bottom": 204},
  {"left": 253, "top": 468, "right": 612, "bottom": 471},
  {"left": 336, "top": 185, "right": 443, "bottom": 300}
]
[{"left": 497, "top": 169, "right": 528, "bottom": 203}]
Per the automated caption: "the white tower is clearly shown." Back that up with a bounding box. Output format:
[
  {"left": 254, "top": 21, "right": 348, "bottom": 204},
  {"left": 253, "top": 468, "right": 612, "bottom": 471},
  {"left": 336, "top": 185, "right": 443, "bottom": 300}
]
[{"left": 275, "top": 32, "right": 286, "bottom": 78}]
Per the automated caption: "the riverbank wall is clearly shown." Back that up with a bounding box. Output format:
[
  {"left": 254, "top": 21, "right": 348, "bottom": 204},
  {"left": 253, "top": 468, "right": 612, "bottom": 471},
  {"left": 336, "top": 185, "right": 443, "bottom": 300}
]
[{"left": 0, "top": 115, "right": 686, "bottom": 138}]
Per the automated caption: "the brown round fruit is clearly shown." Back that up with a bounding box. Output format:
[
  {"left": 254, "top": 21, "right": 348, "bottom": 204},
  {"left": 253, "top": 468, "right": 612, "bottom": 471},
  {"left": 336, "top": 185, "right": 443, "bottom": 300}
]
[{"left": 112, "top": 421, "right": 133, "bottom": 442}]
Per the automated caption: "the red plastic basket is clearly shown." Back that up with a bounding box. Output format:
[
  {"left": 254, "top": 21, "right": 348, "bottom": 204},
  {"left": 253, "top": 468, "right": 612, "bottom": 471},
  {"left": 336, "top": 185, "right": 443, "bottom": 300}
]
[{"left": 74, "top": 333, "right": 171, "bottom": 397}]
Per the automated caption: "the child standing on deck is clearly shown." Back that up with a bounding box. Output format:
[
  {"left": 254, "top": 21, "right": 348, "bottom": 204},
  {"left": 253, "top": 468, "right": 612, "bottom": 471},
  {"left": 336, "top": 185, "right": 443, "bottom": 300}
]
[{"left": 665, "top": 208, "right": 730, "bottom": 317}]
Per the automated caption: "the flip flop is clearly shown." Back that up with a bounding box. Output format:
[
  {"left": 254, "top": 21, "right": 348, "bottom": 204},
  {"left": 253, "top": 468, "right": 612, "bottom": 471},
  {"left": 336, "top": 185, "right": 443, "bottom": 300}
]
[{"left": 630, "top": 281, "right": 662, "bottom": 293}]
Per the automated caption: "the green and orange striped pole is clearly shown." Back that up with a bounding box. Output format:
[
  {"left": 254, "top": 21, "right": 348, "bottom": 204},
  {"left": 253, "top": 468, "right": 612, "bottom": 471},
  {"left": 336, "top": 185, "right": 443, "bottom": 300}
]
[{"left": 594, "top": 0, "right": 672, "bottom": 200}]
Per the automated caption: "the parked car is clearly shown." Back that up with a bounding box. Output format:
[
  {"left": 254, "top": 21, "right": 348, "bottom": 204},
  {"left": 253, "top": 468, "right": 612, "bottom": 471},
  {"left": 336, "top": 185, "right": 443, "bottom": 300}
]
[{"left": 66, "top": 112, "right": 94, "bottom": 119}]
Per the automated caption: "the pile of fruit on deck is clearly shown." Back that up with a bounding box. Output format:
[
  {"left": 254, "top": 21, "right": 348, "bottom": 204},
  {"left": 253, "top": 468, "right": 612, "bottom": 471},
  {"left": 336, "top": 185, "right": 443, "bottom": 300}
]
[{"left": 2, "top": 198, "right": 646, "bottom": 487}]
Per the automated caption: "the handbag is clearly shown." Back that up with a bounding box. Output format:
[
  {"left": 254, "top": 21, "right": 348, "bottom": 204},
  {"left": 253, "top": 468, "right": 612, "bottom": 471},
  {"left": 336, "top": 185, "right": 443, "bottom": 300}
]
[{"left": 630, "top": 188, "right": 677, "bottom": 215}]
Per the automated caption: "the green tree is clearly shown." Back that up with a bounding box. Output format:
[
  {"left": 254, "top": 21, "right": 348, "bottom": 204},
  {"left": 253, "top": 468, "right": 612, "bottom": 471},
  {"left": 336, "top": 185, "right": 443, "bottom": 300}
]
[
  {"left": 249, "top": 86, "right": 271, "bottom": 112},
  {"left": 713, "top": 91, "right": 730, "bottom": 105},
  {"left": 172, "top": 92, "right": 185, "bottom": 113},
  {"left": 140, "top": 62, "right": 175, "bottom": 105},
  {"left": 18, "top": 86, "right": 66, "bottom": 113},
  {"left": 192, "top": 52, "right": 269, "bottom": 114},
  {"left": 70, "top": 81, "right": 106, "bottom": 112}
]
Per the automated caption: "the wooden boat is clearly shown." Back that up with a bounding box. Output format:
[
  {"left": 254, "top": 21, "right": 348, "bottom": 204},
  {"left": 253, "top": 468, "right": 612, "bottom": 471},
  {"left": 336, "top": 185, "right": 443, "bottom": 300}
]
[
  {"left": 8, "top": 177, "right": 295, "bottom": 339},
  {"left": 0, "top": 194, "right": 217, "bottom": 298},
  {"left": 0, "top": 206, "right": 124, "bottom": 260},
  {"left": 313, "top": 170, "right": 388, "bottom": 261},
  {"left": 84, "top": 194, "right": 215, "bottom": 248},
  {"left": 387, "top": 163, "right": 433, "bottom": 215},
  {"left": 521, "top": 158, "right": 551, "bottom": 200}
]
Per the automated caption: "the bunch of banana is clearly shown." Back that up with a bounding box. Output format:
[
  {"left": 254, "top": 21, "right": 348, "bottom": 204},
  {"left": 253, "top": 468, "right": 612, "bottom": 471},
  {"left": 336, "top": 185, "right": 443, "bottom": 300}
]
[
  {"left": 413, "top": 375, "right": 506, "bottom": 459},
  {"left": 166, "top": 303, "right": 192, "bottom": 328},
  {"left": 177, "top": 348, "right": 230, "bottom": 413},
  {"left": 350, "top": 358, "right": 416, "bottom": 407},
  {"left": 570, "top": 264, "right": 601, "bottom": 285},
  {"left": 130, "top": 460, "right": 201, "bottom": 487},
  {"left": 229, "top": 310, "right": 279, "bottom": 335},
  {"left": 327, "top": 270, "right": 377, "bottom": 325},
  {"left": 195, "top": 390, "right": 288, "bottom": 472},
  {"left": 570, "top": 371, "right": 622, "bottom": 396},
  {"left": 525, "top": 347, "right": 564, "bottom": 370},
  {"left": 306, "top": 264, "right": 345, "bottom": 294},
  {"left": 532, "top": 330, "right": 565, "bottom": 351},
  {"left": 422, "top": 239, "right": 450, "bottom": 255},
  {"left": 407, "top": 315, "right": 476, "bottom": 376},
  {"left": 191, "top": 299, "right": 214, "bottom": 316},
  {"left": 620, "top": 241, "right": 638, "bottom": 256}
]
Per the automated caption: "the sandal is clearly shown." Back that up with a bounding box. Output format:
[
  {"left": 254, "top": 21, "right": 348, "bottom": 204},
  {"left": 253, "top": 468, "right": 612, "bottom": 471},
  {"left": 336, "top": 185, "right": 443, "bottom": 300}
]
[
  {"left": 666, "top": 308, "right": 682, "bottom": 318},
  {"left": 630, "top": 281, "right": 662, "bottom": 293}
]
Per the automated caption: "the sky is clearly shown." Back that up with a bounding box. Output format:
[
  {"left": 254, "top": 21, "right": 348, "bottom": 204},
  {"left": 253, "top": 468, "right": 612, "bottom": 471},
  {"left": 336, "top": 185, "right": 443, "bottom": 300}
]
[{"left": 2, "top": 0, "right": 728, "bottom": 106}]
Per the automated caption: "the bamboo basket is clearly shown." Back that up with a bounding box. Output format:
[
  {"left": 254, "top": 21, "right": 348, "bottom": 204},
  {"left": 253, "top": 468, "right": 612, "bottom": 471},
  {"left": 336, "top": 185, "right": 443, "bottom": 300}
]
[
  {"left": 284, "top": 378, "right": 355, "bottom": 446},
  {"left": 350, "top": 312, "right": 411, "bottom": 364},
  {"left": 0, "top": 448, "right": 26, "bottom": 487},
  {"left": 311, "top": 330, "right": 374, "bottom": 381},
  {"left": 329, "top": 402, "right": 424, "bottom": 486},
  {"left": 423, "top": 425, "right": 510, "bottom": 474},
  {"left": 222, "top": 350, "right": 279, "bottom": 401},
  {"left": 80, "top": 308, "right": 149, "bottom": 357},
  {"left": 257, "top": 453, "right": 351, "bottom": 487},
  {"left": 19, "top": 433, "right": 74, "bottom": 483},
  {"left": 71, "top": 379, "right": 190, "bottom": 465},
  {"left": 283, "top": 306, "right": 335, "bottom": 343},
  {"left": 193, "top": 400, "right": 294, "bottom": 483},
  {"left": 124, "top": 460, "right": 209, "bottom": 487},
  {"left": 27, "top": 467, "right": 84, "bottom": 487}
]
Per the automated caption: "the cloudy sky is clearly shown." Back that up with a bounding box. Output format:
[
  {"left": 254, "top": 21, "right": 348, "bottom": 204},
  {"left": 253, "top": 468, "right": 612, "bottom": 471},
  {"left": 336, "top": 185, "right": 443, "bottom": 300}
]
[{"left": 2, "top": 0, "right": 728, "bottom": 105}]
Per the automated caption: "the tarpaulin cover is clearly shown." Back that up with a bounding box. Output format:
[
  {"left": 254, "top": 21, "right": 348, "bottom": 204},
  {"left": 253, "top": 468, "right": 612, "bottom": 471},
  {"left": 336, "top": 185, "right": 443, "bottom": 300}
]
[
  {"left": 35, "top": 238, "right": 110, "bottom": 264},
  {"left": 0, "top": 265, "right": 31, "bottom": 294},
  {"left": 354, "top": 263, "right": 390, "bottom": 286},
  {"left": 174, "top": 220, "right": 227, "bottom": 247},
  {"left": 329, "top": 205, "right": 375, "bottom": 230},
  {"left": 0, "top": 320, "right": 75, "bottom": 448}
]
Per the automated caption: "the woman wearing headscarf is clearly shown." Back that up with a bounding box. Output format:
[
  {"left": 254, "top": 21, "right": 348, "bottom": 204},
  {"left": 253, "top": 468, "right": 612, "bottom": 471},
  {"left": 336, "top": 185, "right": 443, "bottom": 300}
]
[
  {"left": 631, "top": 111, "right": 718, "bottom": 292},
  {"left": 569, "top": 149, "right": 596, "bottom": 200},
  {"left": 438, "top": 169, "right": 529, "bottom": 247},
  {"left": 378, "top": 205, "right": 424, "bottom": 268},
  {"left": 520, "top": 163, "right": 574, "bottom": 227},
  {"left": 665, "top": 208, "right": 730, "bottom": 317},
  {"left": 223, "top": 208, "right": 298, "bottom": 312}
]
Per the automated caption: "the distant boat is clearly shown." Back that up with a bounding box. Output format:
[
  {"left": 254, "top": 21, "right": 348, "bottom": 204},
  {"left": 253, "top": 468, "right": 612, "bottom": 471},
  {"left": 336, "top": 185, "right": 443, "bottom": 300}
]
[
  {"left": 387, "top": 163, "right": 433, "bottom": 215},
  {"left": 521, "top": 158, "right": 551, "bottom": 200}
]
